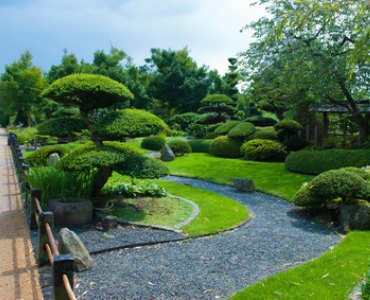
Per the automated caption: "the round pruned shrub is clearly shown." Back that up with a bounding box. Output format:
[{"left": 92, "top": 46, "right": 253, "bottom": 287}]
[
  {"left": 141, "top": 136, "right": 166, "bottom": 151},
  {"left": 274, "top": 119, "right": 303, "bottom": 142},
  {"left": 37, "top": 118, "right": 86, "bottom": 137},
  {"left": 241, "top": 139, "right": 287, "bottom": 162},
  {"left": 26, "top": 145, "right": 70, "bottom": 167},
  {"left": 167, "top": 140, "right": 192, "bottom": 157},
  {"left": 186, "top": 123, "right": 207, "bottom": 138},
  {"left": 227, "top": 122, "right": 256, "bottom": 142},
  {"left": 209, "top": 136, "right": 242, "bottom": 158},
  {"left": 188, "top": 139, "right": 212, "bottom": 153},
  {"left": 253, "top": 128, "right": 278, "bottom": 141},
  {"left": 214, "top": 121, "right": 241, "bottom": 135},
  {"left": 285, "top": 149, "right": 370, "bottom": 175},
  {"left": 245, "top": 116, "right": 277, "bottom": 127},
  {"left": 166, "top": 112, "right": 202, "bottom": 131}
]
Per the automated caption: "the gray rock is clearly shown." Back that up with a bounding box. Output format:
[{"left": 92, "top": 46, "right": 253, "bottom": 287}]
[
  {"left": 48, "top": 152, "right": 60, "bottom": 165},
  {"left": 339, "top": 201, "right": 370, "bottom": 231},
  {"left": 58, "top": 228, "right": 93, "bottom": 272},
  {"left": 102, "top": 215, "right": 118, "bottom": 231},
  {"left": 160, "top": 144, "right": 175, "bottom": 162},
  {"left": 230, "top": 177, "right": 255, "bottom": 192}
]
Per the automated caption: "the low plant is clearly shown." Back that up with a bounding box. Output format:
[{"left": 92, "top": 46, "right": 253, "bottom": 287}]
[
  {"left": 25, "top": 145, "right": 70, "bottom": 167},
  {"left": 141, "top": 135, "right": 166, "bottom": 151},
  {"left": 209, "top": 135, "right": 242, "bottom": 158},
  {"left": 168, "top": 139, "right": 192, "bottom": 156},
  {"left": 241, "top": 139, "right": 287, "bottom": 162},
  {"left": 8, "top": 127, "right": 38, "bottom": 145},
  {"left": 363, "top": 266, "right": 370, "bottom": 300},
  {"left": 188, "top": 139, "right": 212, "bottom": 153}
]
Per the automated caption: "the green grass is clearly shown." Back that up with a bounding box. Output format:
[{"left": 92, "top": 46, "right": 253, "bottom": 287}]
[
  {"left": 230, "top": 231, "right": 370, "bottom": 300},
  {"left": 165, "top": 153, "right": 312, "bottom": 200}
]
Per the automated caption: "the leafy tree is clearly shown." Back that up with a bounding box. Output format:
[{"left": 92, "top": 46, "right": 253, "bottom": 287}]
[
  {"left": 197, "top": 94, "right": 236, "bottom": 125},
  {"left": 240, "top": 0, "right": 370, "bottom": 143},
  {"left": 47, "top": 50, "right": 81, "bottom": 83},
  {"left": 0, "top": 50, "right": 46, "bottom": 126}
]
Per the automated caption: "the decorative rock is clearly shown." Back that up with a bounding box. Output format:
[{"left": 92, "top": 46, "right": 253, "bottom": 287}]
[
  {"left": 48, "top": 198, "right": 93, "bottom": 226},
  {"left": 160, "top": 144, "right": 175, "bottom": 162},
  {"left": 339, "top": 201, "right": 370, "bottom": 231},
  {"left": 48, "top": 152, "right": 60, "bottom": 165},
  {"left": 58, "top": 228, "right": 93, "bottom": 272},
  {"left": 230, "top": 177, "right": 256, "bottom": 193},
  {"left": 101, "top": 215, "right": 117, "bottom": 231}
]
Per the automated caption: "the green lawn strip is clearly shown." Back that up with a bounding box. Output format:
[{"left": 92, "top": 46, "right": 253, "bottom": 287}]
[
  {"left": 230, "top": 231, "right": 370, "bottom": 300},
  {"left": 165, "top": 153, "right": 312, "bottom": 201},
  {"left": 156, "top": 180, "right": 249, "bottom": 237}
]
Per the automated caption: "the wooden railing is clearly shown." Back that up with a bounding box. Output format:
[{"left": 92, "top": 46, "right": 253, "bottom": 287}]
[{"left": 8, "top": 132, "right": 77, "bottom": 300}]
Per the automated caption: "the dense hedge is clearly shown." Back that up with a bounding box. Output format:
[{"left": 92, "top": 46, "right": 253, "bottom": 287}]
[
  {"left": 285, "top": 149, "right": 370, "bottom": 175},
  {"left": 141, "top": 136, "right": 166, "bottom": 151},
  {"left": 227, "top": 122, "right": 255, "bottom": 142},
  {"left": 37, "top": 118, "right": 85, "bottom": 137},
  {"left": 26, "top": 145, "right": 70, "bottom": 167},
  {"left": 245, "top": 116, "right": 277, "bottom": 127},
  {"left": 253, "top": 127, "right": 278, "bottom": 141},
  {"left": 241, "top": 139, "right": 287, "bottom": 162},
  {"left": 188, "top": 139, "right": 212, "bottom": 153},
  {"left": 168, "top": 140, "right": 192, "bottom": 156},
  {"left": 214, "top": 121, "right": 241, "bottom": 135},
  {"left": 209, "top": 136, "right": 242, "bottom": 158}
]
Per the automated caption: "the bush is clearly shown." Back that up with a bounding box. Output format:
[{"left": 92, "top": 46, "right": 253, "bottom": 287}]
[
  {"left": 166, "top": 112, "right": 202, "bottom": 131},
  {"left": 168, "top": 140, "right": 192, "bottom": 157},
  {"left": 285, "top": 149, "right": 370, "bottom": 175},
  {"left": 227, "top": 122, "right": 256, "bottom": 142},
  {"left": 245, "top": 116, "right": 277, "bottom": 127},
  {"left": 362, "top": 266, "right": 370, "bottom": 300},
  {"left": 141, "top": 136, "right": 166, "bottom": 151},
  {"left": 241, "top": 139, "right": 287, "bottom": 162},
  {"left": 214, "top": 121, "right": 241, "bottom": 135},
  {"left": 8, "top": 127, "right": 38, "bottom": 145},
  {"left": 186, "top": 123, "right": 207, "bottom": 138},
  {"left": 188, "top": 139, "right": 212, "bottom": 153},
  {"left": 209, "top": 136, "right": 242, "bottom": 158},
  {"left": 285, "top": 137, "right": 309, "bottom": 151},
  {"left": 26, "top": 145, "right": 70, "bottom": 167},
  {"left": 253, "top": 127, "right": 278, "bottom": 141},
  {"left": 37, "top": 118, "right": 85, "bottom": 137},
  {"left": 274, "top": 119, "right": 303, "bottom": 141}
]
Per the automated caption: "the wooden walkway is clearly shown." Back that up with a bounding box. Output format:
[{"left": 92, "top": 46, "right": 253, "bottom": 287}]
[{"left": 0, "top": 128, "right": 43, "bottom": 300}]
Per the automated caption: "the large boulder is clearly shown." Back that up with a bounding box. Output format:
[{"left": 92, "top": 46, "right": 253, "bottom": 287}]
[
  {"left": 58, "top": 228, "right": 93, "bottom": 272},
  {"left": 231, "top": 178, "right": 256, "bottom": 193},
  {"left": 160, "top": 144, "right": 175, "bottom": 162},
  {"left": 339, "top": 201, "right": 370, "bottom": 231}
]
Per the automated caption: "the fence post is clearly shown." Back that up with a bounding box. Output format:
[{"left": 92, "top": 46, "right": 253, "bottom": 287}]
[
  {"left": 30, "top": 188, "right": 41, "bottom": 230},
  {"left": 53, "top": 254, "right": 74, "bottom": 300},
  {"left": 38, "top": 211, "right": 54, "bottom": 266}
]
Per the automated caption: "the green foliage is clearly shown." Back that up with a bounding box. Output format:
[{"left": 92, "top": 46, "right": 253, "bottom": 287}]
[
  {"left": 363, "top": 266, "right": 370, "bottom": 300},
  {"left": 102, "top": 177, "right": 167, "bottom": 198},
  {"left": 26, "top": 145, "right": 70, "bottom": 167},
  {"left": 285, "top": 149, "right": 370, "bottom": 175},
  {"left": 197, "top": 94, "right": 236, "bottom": 125},
  {"left": 227, "top": 122, "right": 256, "bottom": 142},
  {"left": 8, "top": 127, "right": 38, "bottom": 145},
  {"left": 293, "top": 168, "right": 370, "bottom": 207},
  {"left": 94, "top": 109, "right": 168, "bottom": 141},
  {"left": 141, "top": 135, "right": 166, "bottom": 151},
  {"left": 186, "top": 123, "right": 207, "bottom": 138},
  {"left": 274, "top": 119, "right": 303, "bottom": 141},
  {"left": 166, "top": 112, "right": 202, "bottom": 131},
  {"left": 209, "top": 136, "right": 242, "bottom": 158},
  {"left": 285, "top": 137, "right": 309, "bottom": 151},
  {"left": 245, "top": 116, "right": 277, "bottom": 127},
  {"left": 168, "top": 140, "right": 192, "bottom": 157},
  {"left": 42, "top": 73, "right": 134, "bottom": 112},
  {"left": 200, "top": 93, "right": 234, "bottom": 105},
  {"left": 188, "top": 139, "right": 212, "bottom": 153},
  {"left": 214, "top": 121, "right": 241, "bottom": 135},
  {"left": 253, "top": 127, "right": 278, "bottom": 141},
  {"left": 37, "top": 118, "right": 85, "bottom": 137},
  {"left": 241, "top": 139, "right": 287, "bottom": 162}
]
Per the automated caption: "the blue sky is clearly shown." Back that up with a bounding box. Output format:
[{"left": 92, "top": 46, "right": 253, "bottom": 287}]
[{"left": 0, "top": 0, "right": 266, "bottom": 74}]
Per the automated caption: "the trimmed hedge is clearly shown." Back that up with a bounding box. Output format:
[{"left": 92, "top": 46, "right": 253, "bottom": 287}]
[
  {"left": 167, "top": 140, "right": 192, "bottom": 157},
  {"left": 141, "top": 136, "right": 166, "bottom": 151},
  {"left": 188, "top": 139, "right": 212, "bottom": 153},
  {"left": 253, "top": 127, "right": 278, "bottom": 141},
  {"left": 209, "top": 136, "right": 242, "bottom": 158},
  {"left": 227, "top": 122, "right": 256, "bottom": 142},
  {"left": 214, "top": 121, "right": 241, "bottom": 135},
  {"left": 26, "top": 145, "right": 70, "bottom": 167},
  {"left": 241, "top": 139, "right": 287, "bottom": 162},
  {"left": 37, "top": 118, "right": 85, "bottom": 137},
  {"left": 245, "top": 116, "right": 277, "bottom": 127},
  {"left": 285, "top": 149, "right": 370, "bottom": 175}
]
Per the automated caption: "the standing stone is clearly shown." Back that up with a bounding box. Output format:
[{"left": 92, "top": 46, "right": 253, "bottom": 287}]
[
  {"left": 231, "top": 178, "right": 256, "bottom": 192},
  {"left": 101, "top": 215, "right": 117, "bottom": 231},
  {"left": 48, "top": 152, "right": 60, "bottom": 165},
  {"left": 58, "top": 228, "right": 93, "bottom": 272},
  {"left": 160, "top": 144, "right": 175, "bottom": 162}
]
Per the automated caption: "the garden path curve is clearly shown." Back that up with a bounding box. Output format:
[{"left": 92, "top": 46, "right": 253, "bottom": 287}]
[{"left": 74, "top": 175, "right": 341, "bottom": 300}]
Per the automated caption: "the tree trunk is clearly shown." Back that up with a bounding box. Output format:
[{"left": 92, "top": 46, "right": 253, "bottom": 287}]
[{"left": 92, "top": 166, "right": 113, "bottom": 197}]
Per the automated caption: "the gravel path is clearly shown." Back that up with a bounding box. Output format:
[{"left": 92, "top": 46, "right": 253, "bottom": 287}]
[{"left": 72, "top": 176, "right": 341, "bottom": 300}]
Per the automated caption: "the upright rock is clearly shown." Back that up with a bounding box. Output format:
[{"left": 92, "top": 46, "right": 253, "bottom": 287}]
[
  {"left": 58, "top": 228, "right": 93, "bottom": 272},
  {"left": 231, "top": 177, "right": 256, "bottom": 193},
  {"left": 160, "top": 144, "right": 175, "bottom": 162}
]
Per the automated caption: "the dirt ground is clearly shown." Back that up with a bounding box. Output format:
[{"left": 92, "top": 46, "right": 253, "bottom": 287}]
[{"left": 0, "top": 130, "right": 43, "bottom": 300}]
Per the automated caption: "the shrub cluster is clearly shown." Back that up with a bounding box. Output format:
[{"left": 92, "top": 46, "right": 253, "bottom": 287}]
[
  {"left": 209, "top": 136, "right": 242, "bottom": 158},
  {"left": 37, "top": 118, "right": 85, "bottom": 137},
  {"left": 227, "top": 122, "right": 256, "bottom": 142},
  {"left": 167, "top": 140, "right": 192, "bottom": 156},
  {"left": 141, "top": 136, "right": 166, "bottom": 151},
  {"left": 186, "top": 123, "right": 207, "bottom": 138},
  {"left": 188, "top": 139, "right": 212, "bottom": 153},
  {"left": 253, "top": 127, "right": 278, "bottom": 141},
  {"left": 363, "top": 266, "right": 370, "bottom": 300},
  {"left": 166, "top": 112, "right": 202, "bottom": 131},
  {"left": 241, "top": 139, "right": 287, "bottom": 162},
  {"left": 214, "top": 121, "right": 241, "bottom": 135},
  {"left": 274, "top": 119, "right": 303, "bottom": 141},
  {"left": 8, "top": 127, "right": 38, "bottom": 145},
  {"left": 245, "top": 116, "right": 277, "bottom": 127},
  {"left": 293, "top": 168, "right": 370, "bottom": 207},
  {"left": 26, "top": 145, "right": 70, "bottom": 167},
  {"left": 285, "top": 149, "right": 370, "bottom": 175}
]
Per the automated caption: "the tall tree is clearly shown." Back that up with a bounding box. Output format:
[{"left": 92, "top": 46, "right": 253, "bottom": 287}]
[
  {"left": 0, "top": 50, "right": 45, "bottom": 126},
  {"left": 240, "top": 0, "right": 370, "bottom": 143}
]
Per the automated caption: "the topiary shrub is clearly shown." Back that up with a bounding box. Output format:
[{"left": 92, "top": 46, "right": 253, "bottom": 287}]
[
  {"left": 253, "top": 127, "right": 278, "bottom": 141},
  {"left": 214, "top": 121, "right": 241, "bottom": 135},
  {"left": 227, "top": 122, "right": 256, "bottom": 142},
  {"left": 188, "top": 139, "right": 212, "bottom": 153},
  {"left": 274, "top": 119, "right": 303, "bottom": 142},
  {"left": 246, "top": 116, "right": 277, "bottom": 127},
  {"left": 26, "top": 145, "right": 70, "bottom": 167},
  {"left": 209, "top": 136, "right": 242, "bottom": 158},
  {"left": 285, "top": 149, "right": 370, "bottom": 175},
  {"left": 166, "top": 112, "right": 202, "bottom": 131},
  {"left": 37, "top": 118, "right": 86, "bottom": 137},
  {"left": 241, "top": 139, "right": 287, "bottom": 162},
  {"left": 285, "top": 137, "right": 309, "bottom": 151},
  {"left": 141, "top": 136, "right": 166, "bottom": 151},
  {"left": 186, "top": 123, "right": 207, "bottom": 138},
  {"left": 167, "top": 140, "right": 192, "bottom": 157}
]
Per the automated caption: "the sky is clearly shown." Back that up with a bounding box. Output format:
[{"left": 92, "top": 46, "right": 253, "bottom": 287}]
[{"left": 0, "top": 0, "right": 267, "bottom": 75}]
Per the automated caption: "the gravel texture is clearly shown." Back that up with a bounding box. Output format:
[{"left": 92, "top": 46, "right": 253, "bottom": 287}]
[{"left": 69, "top": 176, "right": 341, "bottom": 300}]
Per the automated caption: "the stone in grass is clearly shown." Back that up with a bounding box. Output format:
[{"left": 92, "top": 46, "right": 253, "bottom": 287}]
[
  {"left": 160, "top": 144, "right": 175, "bottom": 162},
  {"left": 231, "top": 177, "right": 255, "bottom": 193},
  {"left": 48, "top": 152, "right": 60, "bottom": 165},
  {"left": 101, "top": 215, "right": 117, "bottom": 231},
  {"left": 339, "top": 201, "right": 370, "bottom": 232},
  {"left": 58, "top": 228, "right": 93, "bottom": 272}
]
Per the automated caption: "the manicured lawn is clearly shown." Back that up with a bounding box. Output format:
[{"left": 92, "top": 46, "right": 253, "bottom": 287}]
[
  {"left": 164, "top": 153, "right": 312, "bottom": 201},
  {"left": 230, "top": 231, "right": 370, "bottom": 300}
]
